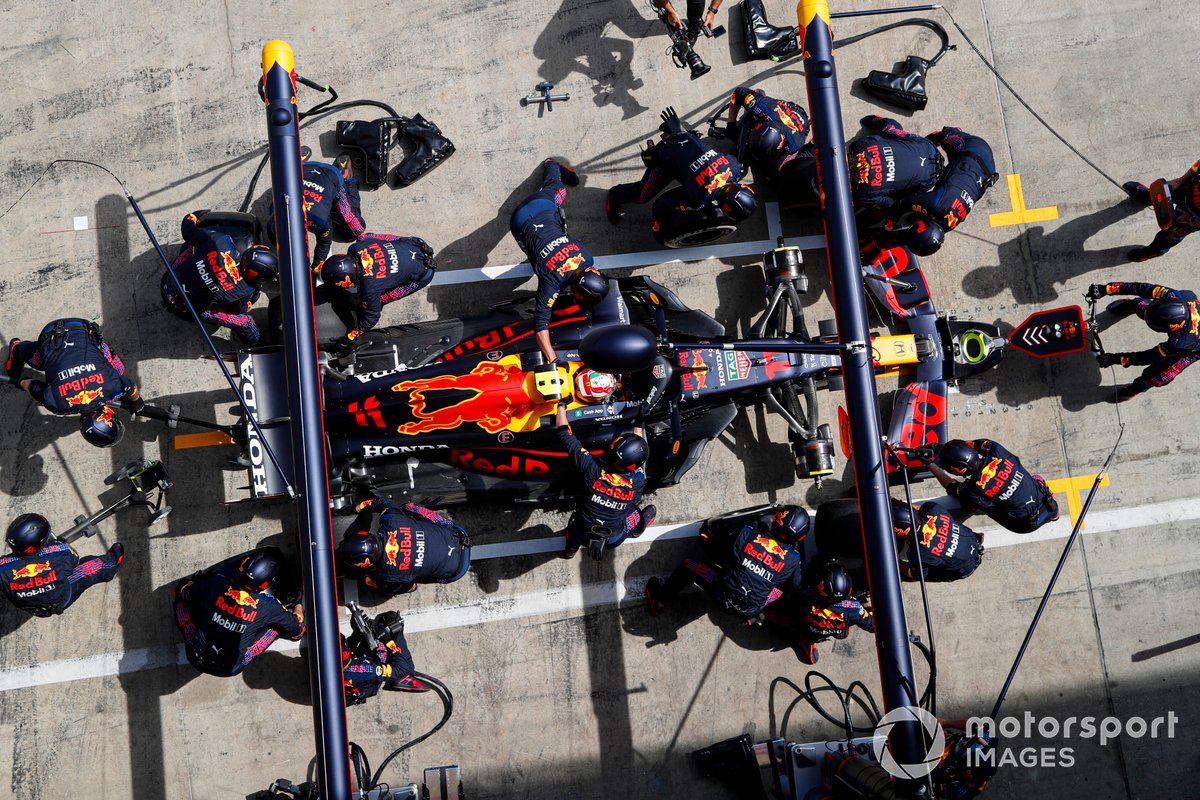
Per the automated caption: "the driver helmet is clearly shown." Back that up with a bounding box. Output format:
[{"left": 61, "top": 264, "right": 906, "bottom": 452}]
[
  {"left": 937, "top": 440, "right": 981, "bottom": 477},
  {"left": 907, "top": 213, "right": 946, "bottom": 256},
  {"left": 571, "top": 268, "right": 609, "bottom": 306},
  {"left": 715, "top": 183, "right": 758, "bottom": 221},
  {"left": 337, "top": 533, "right": 382, "bottom": 572},
  {"left": 238, "top": 551, "right": 281, "bottom": 592},
  {"left": 1145, "top": 296, "right": 1190, "bottom": 333},
  {"left": 80, "top": 406, "right": 124, "bottom": 448},
  {"left": 6, "top": 513, "right": 52, "bottom": 555},
  {"left": 574, "top": 369, "right": 617, "bottom": 404},
  {"left": 605, "top": 432, "right": 649, "bottom": 472},
  {"left": 320, "top": 254, "right": 360, "bottom": 289},
  {"left": 772, "top": 506, "right": 810, "bottom": 544}
]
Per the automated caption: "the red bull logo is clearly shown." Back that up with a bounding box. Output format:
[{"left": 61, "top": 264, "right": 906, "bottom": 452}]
[
  {"left": 222, "top": 250, "right": 243, "bottom": 283},
  {"left": 706, "top": 168, "right": 733, "bottom": 192},
  {"left": 745, "top": 536, "right": 787, "bottom": 572},
  {"left": 919, "top": 517, "right": 939, "bottom": 548},
  {"left": 66, "top": 387, "right": 105, "bottom": 407},
  {"left": 391, "top": 359, "right": 520, "bottom": 436},
  {"left": 608, "top": 472, "right": 634, "bottom": 490},
  {"left": 976, "top": 457, "right": 1003, "bottom": 489},
  {"left": 216, "top": 588, "right": 260, "bottom": 621},
  {"left": 384, "top": 530, "right": 400, "bottom": 567},
  {"left": 854, "top": 151, "right": 872, "bottom": 184},
  {"left": 10, "top": 562, "right": 52, "bottom": 580},
  {"left": 556, "top": 254, "right": 586, "bottom": 275}
]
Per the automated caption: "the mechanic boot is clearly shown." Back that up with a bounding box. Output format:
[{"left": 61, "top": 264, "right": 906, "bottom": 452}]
[
  {"left": 300, "top": 145, "right": 313, "bottom": 162},
  {"left": 605, "top": 191, "right": 624, "bottom": 225},
  {"left": 797, "top": 642, "right": 819, "bottom": 665},
  {"left": 628, "top": 504, "right": 657, "bottom": 538},
  {"left": 5, "top": 339, "right": 22, "bottom": 381},
  {"left": 546, "top": 158, "right": 580, "bottom": 187},
  {"left": 108, "top": 542, "right": 125, "bottom": 566},
  {"left": 1112, "top": 384, "right": 1143, "bottom": 403},
  {"left": 389, "top": 674, "right": 432, "bottom": 693},
  {"left": 1122, "top": 181, "right": 1151, "bottom": 205},
  {"left": 1127, "top": 246, "right": 1164, "bottom": 263},
  {"left": 1033, "top": 477, "right": 1060, "bottom": 522},
  {"left": 644, "top": 576, "right": 667, "bottom": 616},
  {"left": 334, "top": 152, "right": 354, "bottom": 181}
]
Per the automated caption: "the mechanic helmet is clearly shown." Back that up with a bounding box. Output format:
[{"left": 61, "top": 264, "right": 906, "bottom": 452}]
[
  {"left": 605, "top": 432, "right": 649, "bottom": 472},
  {"left": 811, "top": 560, "right": 852, "bottom": 603},
  {"left": 715, "top": 182, "right": 758, "bottom": 222},
  {"left": 891, "top": 499, "right": 915, "bottom": 540},
  {"left": 906, "top": 213, "right": 946, "bottom": 257},
  {"left": 80, "top": 406, "right": 124, "bottom": 448},
  {"left": 6, "top": 513, "right": 51, "bottom": 555},
  {"left": 772, "top": 506, "right": 810, "bottom": 544},
  {"left": 574, "top": 369, "right": 617, "bottom": 403},
  {"left": 748, "top": 125, "right": 785, "bottom": 162},
  {"left": 238, "top": 551, "right": 281, "bottom": 592},
  {"left": 336, "top": 533, "right": 382, "bottom": 572},
  {"left": 320, "top": 253, "right": 360, "bottom": 289},
  {"left": 240, "top": 244, "right": 279, "bottom": 282},
  {"left": 571, "top": 267, "right": 609, "bottom": 307},
  {"left": 937, "top": 440, "right": 981, "bottom": 477},
  {"left": 1144, "top": 296, "right": 1190, "bottom": 333}
]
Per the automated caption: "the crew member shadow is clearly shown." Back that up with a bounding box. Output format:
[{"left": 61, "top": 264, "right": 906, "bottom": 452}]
[
  {"left": 470, "top": 521, "right": 565, "bottom": 595},
  {"left": 960, "top": 197, "right": 1145, "bottom": 305},
  {"left": 242, "top": 649, "right": 312, "bottom": 706},
  {"left": 534, "top": 1, "right": 653, "bottom": 121}
]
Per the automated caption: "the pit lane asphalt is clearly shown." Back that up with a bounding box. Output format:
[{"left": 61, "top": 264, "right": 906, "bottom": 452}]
[{"left": 1, "top": 1, "right": 1198, "bottom": 799}]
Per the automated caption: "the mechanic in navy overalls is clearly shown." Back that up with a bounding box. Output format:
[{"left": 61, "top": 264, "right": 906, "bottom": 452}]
[
  {"left": 6, "top": 317, "right": 143, "bottom": 447},
  {"left": 645, "top": 507, "right": 808, "bottom": 620},
  {"left": 508, "top": 158, "right": 602, "bottom": 365},
  {"left": 0, "top": 513, "right": 124, "bottom": 617},
  {"left": 172, "top": 548, "right": 305, "bottom": 677},
  {"left": 924, "top": 439, "right": 1059, "bottom": 534},
  {"left": 724, "top": 86, "right": 811, "bottom": 177},
  {"left": 848, "top": 116, "right": 943, "bottom": 228},
  {"left": 161, "top": 212, "right": 265, "bottom": 346},
  {"left": 1122, "top": 158, "right": 1200, "bottom": 262},
  {"left": 762, "top": 560, "right": 874, "bottom": 665},
  {"left": 555, "top": 403, "right": 656, "bottom": 560},
  {"left": 317, "top": 233, "right": 437, "bottom": 352},
  {"left": 897, "top": 126, "right": 999, "bottom": 256},
  {"left": 336, "top": 498, "right": 471, "bottom": 597},
  {"left": 1089, "top": 280, "right": 1200, "bottom": 401},
  {"left": 342, "top": 610, "right": 429, "bottom": 702},
  {"left": 891, "top": 499, "right": 983, "bottom": 582},
  {"left": 606, "top": 108, "right": 757, "bottom": 233},
  {"left": 269, "top": 156, "right": 367, "bottom": 271}
]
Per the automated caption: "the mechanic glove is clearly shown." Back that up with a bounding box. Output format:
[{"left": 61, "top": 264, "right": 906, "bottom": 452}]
[
  {"left": 121, "top": 396, "right": 146, "bottom": 414},
  {"left": 913, "top": 446, "right": 938, "bottom": 463},
  {"left": 1096, "top": 352, "right": 1120, "bottom": 368},
  {"left": 1086, "top": 284, "right": 1109, "bottom": 300},
  {"left": 860, "top": 115, "right": 894, "bottom": 131}
]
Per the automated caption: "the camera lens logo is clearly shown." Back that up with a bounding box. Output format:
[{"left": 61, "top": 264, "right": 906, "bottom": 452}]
[{"left": 872, "top": 706, "right": 945, "bottom": 779}]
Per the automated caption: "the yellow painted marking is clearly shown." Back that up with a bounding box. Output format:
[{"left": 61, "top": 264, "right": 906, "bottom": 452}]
[
  {"left": 796, "top": 0, "right": 830, "bottom": 29},
  {"left": 1045, "top": 473, "right": 1110, "bottom": 528},
  {"left": 989, "top": 174, "right": 1059, "bottom": 227},
  {"left": 261, "top": 40, "right": 294, "bottom": 76},
  {"left": 175, "top": 431, "right": 235, "bottom": 450}
]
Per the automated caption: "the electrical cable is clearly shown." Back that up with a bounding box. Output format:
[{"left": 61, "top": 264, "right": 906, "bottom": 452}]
[
  {"left": 365, "top": 671, "right": 455, "bottom": 790},
  {"left": 939, "top": 7, "right": 1125, "bottom": 192}
]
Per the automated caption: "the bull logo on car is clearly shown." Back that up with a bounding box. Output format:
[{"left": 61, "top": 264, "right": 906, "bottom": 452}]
[{"left": 391, "top": 360, "right": 521, "bottom": 436}]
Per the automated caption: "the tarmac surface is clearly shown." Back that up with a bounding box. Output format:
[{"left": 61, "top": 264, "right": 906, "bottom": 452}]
[{"left": 1, "top": 0, "right": 1198, "bottom": 798}]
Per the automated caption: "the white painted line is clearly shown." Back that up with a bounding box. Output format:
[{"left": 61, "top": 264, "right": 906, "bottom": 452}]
[{"left": 0, "top": 488, "right": 1167, "bottom": 692}]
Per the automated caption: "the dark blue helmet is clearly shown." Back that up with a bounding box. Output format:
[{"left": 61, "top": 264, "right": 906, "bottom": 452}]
[{"left": 6, "top": 513, "right": 51, "bottom": 554}]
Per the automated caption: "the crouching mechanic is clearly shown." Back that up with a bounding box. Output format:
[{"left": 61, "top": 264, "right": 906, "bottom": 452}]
[
  {"left": 555, "top": 403, "right": 656, "bottom": 560},
  {"left": 922, "top": 439, "right": 1059, "bottom": 534},
  {"left": 0, "top": 513, "right": 123, "bottom": 617},
  {"left": 336, "top": 497, "right": 471, "bottom": 596},
  {"left": 271, "top": 153, "right": 367, "bottom": 273},
  {"left": 644, "top": 506, "right": 809, "bottom": 621},
  {"left": 318, "top": 233, "right": 437, "bottom": 354},
  {"left": 509, "top": 158, "right": 607, "bottom": 365},
  {"left": 173, "top": 547, "right": 305, "bottom": 677},
  {"left": 342, "top": 608, "right": 429, "bottom": 702},
  {"left": 1088, "top": 281, "right": 1200, "bottom": 401},
  {"left": 848, "top": 116, "right": 942, "bottom": 232},
  {"left": 724, "top": 86, "right": 810, "bottom": 179},
  {"left": 1122, "top": 158, "right": 1200, "bottom": 262},
  {"left": 606, "top": 107, "right": 757, "bottom": 242},
  {"left": 891, "top": 499, "right": 983, "bottom": 582},
  {"left": 762, "top": 560, "right": 873, "bottom": 665},
  {"left": 162, "top": 212, "right": 278, "bottom": 346},
  {"left": 5, "top": 318, "right": 143, "bottom": 447},
  {"left": 896, "top": 125, "right": 998, "bottom": 256}
]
